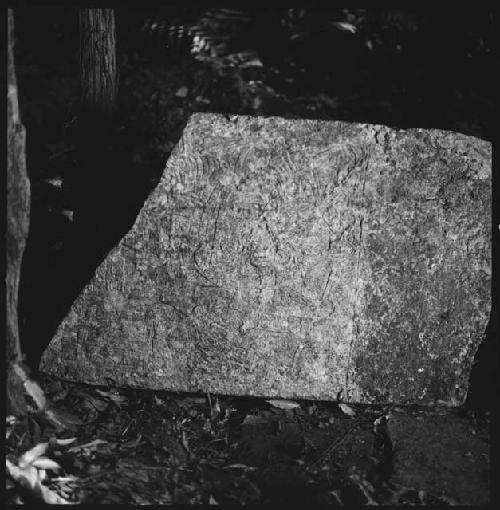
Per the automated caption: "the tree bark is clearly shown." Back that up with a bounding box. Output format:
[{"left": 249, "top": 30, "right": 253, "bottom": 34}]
[
  {"left": 75, "top": 8, "right": 117, "bottom": 243},
  {"left": 17, "top": 9, "right": 120, "bottom": 374},
  {"left": 7, "top": 9, "right": 30, "bottom": 415},
  {"left": 79, "top": 8, "right": 117, "bottom": 112}
]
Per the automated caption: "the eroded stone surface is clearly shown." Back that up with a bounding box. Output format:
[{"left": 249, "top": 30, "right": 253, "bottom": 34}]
[{"left": 40, "top": 113, "right": 491, "bottom": 404}]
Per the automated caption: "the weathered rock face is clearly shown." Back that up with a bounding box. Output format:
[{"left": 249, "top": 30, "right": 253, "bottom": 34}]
[{"left": 40, "top": 114, "right": 491, "bottom": 404}]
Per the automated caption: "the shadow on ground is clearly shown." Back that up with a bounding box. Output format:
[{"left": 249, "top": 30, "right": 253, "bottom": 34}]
[{"left": 6, "top": 375, "right": 490, "bottom": 505}]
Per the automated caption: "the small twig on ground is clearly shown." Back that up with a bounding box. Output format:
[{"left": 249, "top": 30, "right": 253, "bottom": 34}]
[
  {"left": 206, "top": 392, "right": 213, "bottom": 417},
  {"left": 307, "top": 427, "right": 354, "bottom": 468}
]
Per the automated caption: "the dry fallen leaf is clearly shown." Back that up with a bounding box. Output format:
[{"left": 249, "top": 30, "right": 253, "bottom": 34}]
[
  {"left": 210, "top": 397, "right": 221, "bottom": 420},
  {"left": 67, "top": 439, "right": 108, "bottom": 453},
  {"left": 6, "top": 458, "right": 72, "bottom": 504},
  {"left": 266, "top": 399, "right": 300, "bottom": 410},
  {"left": 18, "top": 442, "right": 50, "bottom": 468},
  {"left": 338, "top": 403, "right": 356, "bottom": 417},
  {"left": 45, "top": 406, "right": 83, "bottom": 430},
  {"left": 240, "top": 57, "right": 263, "bottom": 68},
  {"left": 331, "top": 21, "right": 357, "bottom": 34},
  {"left": 182, "top": 429, "right": 190, "bottom": 451},
  {"left": 242, "top": 414, "right": 268, "bottom": 425},
  {"left": 56, "top": 437, "right": 77, "bottom": 446},
  {"left": 223, "top": 463, "right": 257, "bottom": 472},
  {"left": 31, "top": 457, "right": 61, "bottom": 472},
  {"left": 6, "top": 415, "right": 19, "bottom": 439},
  {"left": 44, "top": 177, "right": 63, "bottom": 188},
  {"left": 154, "top": 395, "right": 165, "bottom": 406},
  {"left": 175, "top": 86, "right": 189, "bottom": 98},
  {"left": 95, "top": 389, "right": 128, "bottom": 405}
]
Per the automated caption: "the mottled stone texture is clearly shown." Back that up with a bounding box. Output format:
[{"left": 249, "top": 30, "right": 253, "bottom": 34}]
[{"left": 40, "top": 113, "right": 491, "bottom": 404}]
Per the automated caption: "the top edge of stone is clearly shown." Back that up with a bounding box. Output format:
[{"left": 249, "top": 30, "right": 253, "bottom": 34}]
[{"left": 184, "top": 112, "right": 492, "bottom": 145}]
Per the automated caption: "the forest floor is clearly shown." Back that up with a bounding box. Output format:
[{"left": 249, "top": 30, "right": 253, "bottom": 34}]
[{"left": 6, "top": 374, "right": 490, "bottom": 505}]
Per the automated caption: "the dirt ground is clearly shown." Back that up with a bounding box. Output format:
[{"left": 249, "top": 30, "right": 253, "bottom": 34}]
[{"left": 5, "top": 374, "right": 490, "bottom": 505}]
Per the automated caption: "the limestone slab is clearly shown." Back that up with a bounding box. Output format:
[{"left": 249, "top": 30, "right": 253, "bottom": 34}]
[{"left": 40, "top": 113, "right": 491, "bottom": 404}]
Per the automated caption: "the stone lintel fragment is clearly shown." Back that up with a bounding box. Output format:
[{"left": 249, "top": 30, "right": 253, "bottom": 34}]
[{"left": 40, "top": 113, "right": 491, "bottom": 404}]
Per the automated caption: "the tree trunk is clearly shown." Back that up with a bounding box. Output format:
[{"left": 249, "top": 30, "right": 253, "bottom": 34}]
[
  {"left": 7, "top": 9, "right": 30, "bottom": 415},
  {"left": 20, "top": 8, "right": 120, "bottom": 374},
  {"left": 75, "top": 8, "right": 117, "bottom": 244},
  {"left": 79, "top": 8, "right": 117, "bottom": 112}
]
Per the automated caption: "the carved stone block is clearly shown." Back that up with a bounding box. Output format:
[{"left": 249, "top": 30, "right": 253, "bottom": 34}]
[{"left": 40, "top": 114, "right": 491, "bottom": 404}]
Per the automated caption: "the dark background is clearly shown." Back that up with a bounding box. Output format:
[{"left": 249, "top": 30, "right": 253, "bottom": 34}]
[{"left": 12, "top": 7, "right": 496, "bottom": 401}]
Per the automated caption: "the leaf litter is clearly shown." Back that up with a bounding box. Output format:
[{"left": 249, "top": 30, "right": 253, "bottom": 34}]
[{"left": 5, "top": 373, "right": 490, "bottom": 505}]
